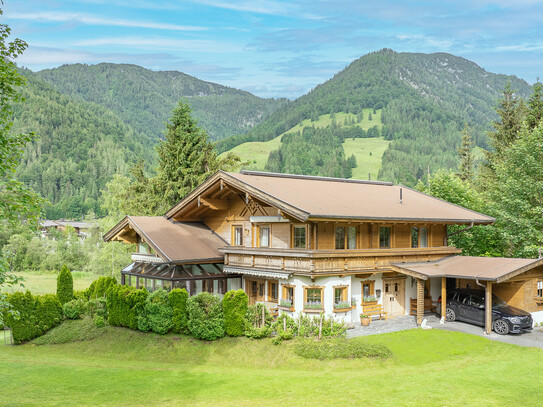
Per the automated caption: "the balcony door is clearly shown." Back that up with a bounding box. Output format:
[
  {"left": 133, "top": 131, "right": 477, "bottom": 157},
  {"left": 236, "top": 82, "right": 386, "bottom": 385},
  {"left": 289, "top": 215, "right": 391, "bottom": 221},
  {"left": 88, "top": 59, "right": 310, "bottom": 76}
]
[
  {"left": 383, "top": 278, "right": 405, "bottom": 316},
  {"left": 246, "top": 279, "right": 266, "bottom": 305}
]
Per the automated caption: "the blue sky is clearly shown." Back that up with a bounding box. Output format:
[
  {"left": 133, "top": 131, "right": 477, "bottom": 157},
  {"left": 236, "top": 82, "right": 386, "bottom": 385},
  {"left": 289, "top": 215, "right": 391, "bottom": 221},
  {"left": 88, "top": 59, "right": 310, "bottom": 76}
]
[{"left": 3, "top": 0, "right": 543, "bottom": 99}]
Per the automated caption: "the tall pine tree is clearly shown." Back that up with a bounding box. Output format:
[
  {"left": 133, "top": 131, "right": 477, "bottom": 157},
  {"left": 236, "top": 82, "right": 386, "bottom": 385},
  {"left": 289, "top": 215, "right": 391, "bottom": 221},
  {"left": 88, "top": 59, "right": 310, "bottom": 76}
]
[
  {"left": 526, "top": 80, "right": 543, "bottom": 130},
  {"left": 457, "top": 124, "right": 475, "bottom": 182}
]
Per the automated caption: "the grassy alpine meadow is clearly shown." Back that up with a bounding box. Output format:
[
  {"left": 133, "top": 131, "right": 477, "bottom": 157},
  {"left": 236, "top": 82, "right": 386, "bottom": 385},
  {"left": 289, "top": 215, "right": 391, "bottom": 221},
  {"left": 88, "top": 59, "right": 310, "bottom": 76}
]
[
  {"left": 5, "top": 271, "right": 102, "bottom": 295},
  {"left": 343, "top": 137, "right": 391, "bottom": 180},
  {"left": 1, "top": 320, "right": 542, "bottom": 406}
]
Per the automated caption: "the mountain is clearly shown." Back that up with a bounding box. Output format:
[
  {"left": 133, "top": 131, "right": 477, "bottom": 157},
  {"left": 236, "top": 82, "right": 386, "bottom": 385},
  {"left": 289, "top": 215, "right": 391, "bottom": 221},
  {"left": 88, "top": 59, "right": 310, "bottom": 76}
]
[
  {"left": 217, "top": 49, "right": 533, "bottom": 184},
  {"left": 13, "top": 69, "right": 155, "bottom": 219},
  {"left": 34, "top": 63, "right": 288, "bottom": 141}
]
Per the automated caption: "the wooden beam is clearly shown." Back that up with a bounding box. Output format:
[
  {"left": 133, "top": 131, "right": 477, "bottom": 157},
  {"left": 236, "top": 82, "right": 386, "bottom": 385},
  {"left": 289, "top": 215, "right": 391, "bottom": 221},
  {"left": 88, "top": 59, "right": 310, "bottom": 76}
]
[
  {"left": 485, "top": 281, "right": 493, "bottom": 334},
  {"left": 441, "top": 277, "right": 447, "bottom": 318},
  {"left": 416, "top": 278, "right": 424, "bottom": 325},
  {"left": 200, "top": 198, "right": 230, "bottom": 211}
]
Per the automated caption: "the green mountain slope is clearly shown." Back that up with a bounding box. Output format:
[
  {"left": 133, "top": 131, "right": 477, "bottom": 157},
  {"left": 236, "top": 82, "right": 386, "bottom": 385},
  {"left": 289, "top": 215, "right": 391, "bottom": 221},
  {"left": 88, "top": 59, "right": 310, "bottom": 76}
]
[
  {"left": 218, "top": 49, "right": 533, "bottom": 184},
  {"left": 13, "top": 69, "right": 155, "bottom": 219},
  {"left": 35, "top": 63, "right": 287, "bottom": 141}
]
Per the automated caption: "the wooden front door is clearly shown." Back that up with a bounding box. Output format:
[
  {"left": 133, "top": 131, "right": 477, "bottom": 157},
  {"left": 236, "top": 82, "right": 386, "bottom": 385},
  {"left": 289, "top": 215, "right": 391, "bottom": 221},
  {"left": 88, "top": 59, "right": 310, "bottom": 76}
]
[
  {"left": 383, "top": 278, "right": 405, "bottom": 316},
  {"left": 246, "top": 279, "right": 266, "bottom": 305}
]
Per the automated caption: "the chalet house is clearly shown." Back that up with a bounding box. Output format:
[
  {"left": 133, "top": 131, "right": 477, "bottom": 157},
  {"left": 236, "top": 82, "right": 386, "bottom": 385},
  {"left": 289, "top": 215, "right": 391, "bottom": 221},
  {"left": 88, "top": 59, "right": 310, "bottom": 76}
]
[
  {"left": 40, "top": 219, "right": 97, "bottom": 238},
  {"left": 104, "top": 170, "right": 543, "bottom": 332}
]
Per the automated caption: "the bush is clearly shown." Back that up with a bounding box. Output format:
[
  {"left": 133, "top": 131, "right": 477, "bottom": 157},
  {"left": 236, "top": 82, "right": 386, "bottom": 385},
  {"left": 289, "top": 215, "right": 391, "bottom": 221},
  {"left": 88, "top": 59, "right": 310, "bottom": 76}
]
[
  {"left": 126, "top": 288, "right": 148, "bottom": 330},
  {"left": 86, "top": 298, "right": 108, "bottom": 319},
  {"left": 86, "top": 276, "right": 117, "bottom": 299},
  {"left": 223, "top": 289, "right": 248, "bottom": 337},
  {"left": 4, "top": 291, "right": 63, "bottom": 344},
  {"left": 93, "top": 315, "right": 106, "bottom": 328},
  {"left": 169, "top": 288, "right": 189, "bottom": 334},
  {"left": 187, "top": 292, "right": 225, "bottom": 340},
  {"left": 106, "top": 284, "right": 134, "bottom": 327},
  {"left": 57, "top": 265, "right": 74, "bottom": 305},
  {"left": 294, "top": 339, "right": 392, "bottom": 360},
  {"left": 63, "top": 298, "right": 88, "bottom": 319},
  {"left": 137, "top": 289, "right": 173, "bottom": 335}
]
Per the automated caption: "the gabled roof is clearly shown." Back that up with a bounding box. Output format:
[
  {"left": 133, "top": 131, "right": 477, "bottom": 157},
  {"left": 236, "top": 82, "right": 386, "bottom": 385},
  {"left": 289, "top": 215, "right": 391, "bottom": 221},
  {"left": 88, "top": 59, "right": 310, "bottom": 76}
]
[
  {"left": 103, "top": 216, "right": 226, "bottom": 263},
  {"left": 165, "top": 170, "right": 495, "bottom": 224},
  {"left": 391, "top": 256, "right": 543, "bottom": 283}
]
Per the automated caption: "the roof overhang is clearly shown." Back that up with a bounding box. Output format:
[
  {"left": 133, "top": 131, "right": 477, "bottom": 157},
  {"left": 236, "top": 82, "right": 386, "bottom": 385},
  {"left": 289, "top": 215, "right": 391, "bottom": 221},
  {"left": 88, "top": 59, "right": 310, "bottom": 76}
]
[
  {"left": 223, "top": 266, "right": 291, "bottom": 280},
  {"left": 164, "top": 170, "right": 310, "bottom": 222},
  {"left": 391, "top": 256, "right": 543, "bottom": 283}
]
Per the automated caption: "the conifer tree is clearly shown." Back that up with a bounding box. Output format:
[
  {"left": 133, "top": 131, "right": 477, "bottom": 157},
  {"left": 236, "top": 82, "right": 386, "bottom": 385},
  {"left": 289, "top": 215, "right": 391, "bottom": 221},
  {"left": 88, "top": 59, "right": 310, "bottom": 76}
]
[
  {"left": 526, "top": 80, "right": 543, "bottom": 130},
  {"left": 57, "top": 264, "right": 74, "bottom": 305},
  {"left": 457, "top": 125, "right": 475, "bottom": 182}
]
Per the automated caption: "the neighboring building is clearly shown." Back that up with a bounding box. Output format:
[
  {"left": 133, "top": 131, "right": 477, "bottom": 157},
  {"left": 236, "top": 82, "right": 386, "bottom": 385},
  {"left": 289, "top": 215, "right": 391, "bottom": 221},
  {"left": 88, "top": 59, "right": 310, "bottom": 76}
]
[
  {"left": 40, "top": 219, "right": 97, "bottom": 238},
  {"left": 104, "top": 170, "right": 543, "bottom": 331}
]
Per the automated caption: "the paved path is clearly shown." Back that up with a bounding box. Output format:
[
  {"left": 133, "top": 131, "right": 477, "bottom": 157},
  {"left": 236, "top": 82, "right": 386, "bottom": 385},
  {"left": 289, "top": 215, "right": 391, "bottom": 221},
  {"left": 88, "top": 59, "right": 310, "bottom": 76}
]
[{"left": 347, "top": 313, "right": 543, "bottom": 348}]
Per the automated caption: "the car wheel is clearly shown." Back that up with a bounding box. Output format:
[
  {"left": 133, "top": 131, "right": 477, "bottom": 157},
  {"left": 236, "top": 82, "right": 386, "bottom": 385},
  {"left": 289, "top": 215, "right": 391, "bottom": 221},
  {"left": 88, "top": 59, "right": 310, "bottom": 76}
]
[
  {"left": 493, "top": 319, "right": 509, "bottom": 335},
  {"left": 445, "top": 308, "right": 456, "bottom": 322}
]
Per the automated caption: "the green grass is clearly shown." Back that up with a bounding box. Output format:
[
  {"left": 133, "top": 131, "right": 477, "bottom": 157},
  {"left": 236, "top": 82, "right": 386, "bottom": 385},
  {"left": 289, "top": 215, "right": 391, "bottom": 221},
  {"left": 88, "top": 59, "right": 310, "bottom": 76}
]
[
  {"left": 222, "top": 110, "right": 386, "bottom": 177},
  {"left": 343, "top": 137, "right": 391, "bottom": 180},
  {"left": 1, "top": 323, "right": 542, "bottom": 406},
  {"left": 5, "top": 271, "right": 101, "bottom": 295}
]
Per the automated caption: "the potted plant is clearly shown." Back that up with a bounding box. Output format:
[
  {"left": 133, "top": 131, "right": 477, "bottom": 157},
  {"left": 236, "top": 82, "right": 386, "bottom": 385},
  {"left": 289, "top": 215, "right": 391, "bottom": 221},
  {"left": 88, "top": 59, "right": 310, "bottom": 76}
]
[
  {"left": 304, "top": 300, "right": 323, "bottom": 313},
  {"left": 360, "top": 314, "right": 371, "bottom": 326}
]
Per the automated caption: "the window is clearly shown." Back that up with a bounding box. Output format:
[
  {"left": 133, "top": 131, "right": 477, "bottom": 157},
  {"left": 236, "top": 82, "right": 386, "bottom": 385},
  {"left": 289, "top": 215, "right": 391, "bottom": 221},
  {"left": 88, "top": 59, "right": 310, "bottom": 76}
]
[
  {"left": 138, "top": 242, "right": 150, "bottom": 254},
  {"left": 293, "top": 226, "right": 306, "bottom": 248},
  {"left": 362, "top": 281, "right": 375, "bottom": 301},
  {"left": 233, "top": 225, "right": 243, "bottom": 246},
  {"left": 470, "top": 295, "right": 484, "bottom": 308},
  {"left": 281, "top": 285, "right": 295, "bottom": 308},
  {"left": 334, "top": 286, "right": 347, "bottom": 304},
  {"left": 336, "top": 226, "right": 357, "bottom": 249},
  {"left": 304, "top": 286, "right": 323, "bottom": 310},
  {"left": 268, "top": 281, "right": 278, "bottom": 302},
  {"left": 537, "top": 281, "right": 543, "bottom": 298},
  {"left": 411, "top": 227, "right": 428, "bottom": 248},
  {"left": 335, "top": 226, "right": 345, "bottom": 249},
  {"left": 259, "top": 226, "right": 271, "bottom": 247},
  {"left": 379, "top": 227, "right": 391, "bottom": 248}
]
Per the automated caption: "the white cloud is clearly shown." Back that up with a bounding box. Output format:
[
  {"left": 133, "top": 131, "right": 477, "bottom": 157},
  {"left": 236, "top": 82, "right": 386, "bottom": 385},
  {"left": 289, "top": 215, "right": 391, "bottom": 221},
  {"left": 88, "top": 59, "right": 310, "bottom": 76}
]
[{"left": 6, "top": 11, "right": 207, "bottom": 31}]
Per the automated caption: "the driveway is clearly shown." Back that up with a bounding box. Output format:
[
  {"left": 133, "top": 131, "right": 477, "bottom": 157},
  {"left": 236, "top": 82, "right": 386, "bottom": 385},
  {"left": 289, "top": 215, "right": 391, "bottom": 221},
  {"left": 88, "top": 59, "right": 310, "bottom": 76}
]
[{"left": 425, "top": 315, "right": 543, "bottom": 348}]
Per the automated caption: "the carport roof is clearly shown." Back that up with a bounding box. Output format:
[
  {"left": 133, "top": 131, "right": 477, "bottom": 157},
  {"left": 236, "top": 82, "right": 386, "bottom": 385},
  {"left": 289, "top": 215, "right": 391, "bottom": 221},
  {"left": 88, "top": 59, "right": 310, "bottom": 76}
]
[{"left": 391, "top": 256, "right": 543, "bottom": 283}]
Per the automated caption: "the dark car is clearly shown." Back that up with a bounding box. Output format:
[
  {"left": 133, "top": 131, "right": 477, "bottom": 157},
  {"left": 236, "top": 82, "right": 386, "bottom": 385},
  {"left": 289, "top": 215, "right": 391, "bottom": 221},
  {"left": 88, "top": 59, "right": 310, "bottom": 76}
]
[{"left": 437, "top": 288, "right": 533, "bottom": 335}]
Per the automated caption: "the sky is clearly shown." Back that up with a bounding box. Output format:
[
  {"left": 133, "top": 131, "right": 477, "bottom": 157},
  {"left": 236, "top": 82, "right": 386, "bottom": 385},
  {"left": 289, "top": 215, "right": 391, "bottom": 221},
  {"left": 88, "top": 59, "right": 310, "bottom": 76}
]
[{"left": 3, "top": 0, "right": 543, "bottom": 99}]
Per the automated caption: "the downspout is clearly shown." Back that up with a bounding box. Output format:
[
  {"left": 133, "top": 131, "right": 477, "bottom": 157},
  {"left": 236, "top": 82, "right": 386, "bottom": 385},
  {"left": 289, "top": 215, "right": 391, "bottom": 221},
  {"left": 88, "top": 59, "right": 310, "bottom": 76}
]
[
  {"left": 474, "top": 277, "right": 485, "bottom": 289},
  {"left": 444, "top": 219, "right": 474, "bottom": 246}
]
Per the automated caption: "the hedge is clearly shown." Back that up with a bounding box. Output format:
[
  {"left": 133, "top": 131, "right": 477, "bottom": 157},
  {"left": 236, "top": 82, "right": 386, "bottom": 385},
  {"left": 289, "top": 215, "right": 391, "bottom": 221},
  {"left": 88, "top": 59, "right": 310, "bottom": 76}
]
[
  {"left": 137, "top": 289, "right": 173, "bottom": 334},
  {"left": 187, "top": 292, "right": 225, "bottom": 341},
  {"left": 169, "top": 288, "right": 189, "bottom": 334},
  {"left": 86, "top": 276, "right": 117, "bottom": 299},
  {"left": 105, "top": 284, "right": 147, "bottom": 329},
  {"left": 223, "top": 289, "right": 248, "bottom": 337},
  {"left": 63, "top": 298, "right": 87, "bottom": 319},
  {"left": 57, "top": 265, "right": 74, "bottom": 305},
  {"left": 4, "top": 291, "right": 62, "bottom": 344}
]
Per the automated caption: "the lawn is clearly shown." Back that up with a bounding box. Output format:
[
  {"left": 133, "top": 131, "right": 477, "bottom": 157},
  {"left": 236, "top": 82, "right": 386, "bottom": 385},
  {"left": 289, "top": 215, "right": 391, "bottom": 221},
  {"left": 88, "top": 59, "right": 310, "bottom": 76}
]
[
  {"left": 5, "top": 271, "right": 101, "bottom": 295},
  {"left": 1, "top": 320, "right": 542, "bottom": 406},
  {"left": 219, "top": 134, "right": 282, "bottom": 170},
  {"left": 343, "top": 137, "right": 391, "bottom": 180}
]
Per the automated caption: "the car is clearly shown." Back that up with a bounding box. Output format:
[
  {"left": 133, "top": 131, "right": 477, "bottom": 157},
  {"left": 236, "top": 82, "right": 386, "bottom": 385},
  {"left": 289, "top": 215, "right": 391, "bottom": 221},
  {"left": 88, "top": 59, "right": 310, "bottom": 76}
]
[{"left": 436, "top": 288, "right": 533, "bottom": 335}]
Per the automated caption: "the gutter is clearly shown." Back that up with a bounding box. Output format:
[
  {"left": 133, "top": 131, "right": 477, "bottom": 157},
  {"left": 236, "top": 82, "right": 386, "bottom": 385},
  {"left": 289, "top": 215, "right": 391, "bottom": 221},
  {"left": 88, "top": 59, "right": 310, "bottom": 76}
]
[{"left": 444, "top": 219, "right": 474, "bottom": 246}]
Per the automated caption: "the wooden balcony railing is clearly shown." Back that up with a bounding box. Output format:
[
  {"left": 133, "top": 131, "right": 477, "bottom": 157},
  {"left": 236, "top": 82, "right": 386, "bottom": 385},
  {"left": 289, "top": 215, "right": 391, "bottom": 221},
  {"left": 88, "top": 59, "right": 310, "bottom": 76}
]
[{"left": 221, "top": 246, "right": 461, "bottom": 276}]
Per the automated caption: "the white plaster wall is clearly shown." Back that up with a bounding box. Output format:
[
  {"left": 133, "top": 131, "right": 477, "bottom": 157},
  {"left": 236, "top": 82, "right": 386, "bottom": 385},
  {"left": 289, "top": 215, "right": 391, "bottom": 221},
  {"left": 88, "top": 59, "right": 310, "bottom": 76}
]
[
  {"left": 429, "top": 278, "right": 441, "bottom": 301},
  {"left": 405, "top": 276, "right": 417, "bottom": 315}
]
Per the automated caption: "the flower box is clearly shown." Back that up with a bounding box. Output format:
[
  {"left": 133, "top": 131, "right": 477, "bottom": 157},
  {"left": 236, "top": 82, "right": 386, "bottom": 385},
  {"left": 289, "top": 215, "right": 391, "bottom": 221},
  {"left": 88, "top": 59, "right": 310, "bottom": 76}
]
[
  {"left": 303, "top": 308, "right": 324, "bottom": 313},
  {"left": 277, "top": 305, "right": 294, "bottom": 312}
]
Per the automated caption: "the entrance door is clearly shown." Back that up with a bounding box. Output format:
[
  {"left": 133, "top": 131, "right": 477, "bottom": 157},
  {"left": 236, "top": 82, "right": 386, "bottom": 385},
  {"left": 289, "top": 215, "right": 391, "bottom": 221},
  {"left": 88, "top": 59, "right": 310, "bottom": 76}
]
[
  {"left": 246, "top": 279, "right": 266, "bottom": 305},
  {"left": 383, "top": 278, "right": 405, "bottom": 316}
]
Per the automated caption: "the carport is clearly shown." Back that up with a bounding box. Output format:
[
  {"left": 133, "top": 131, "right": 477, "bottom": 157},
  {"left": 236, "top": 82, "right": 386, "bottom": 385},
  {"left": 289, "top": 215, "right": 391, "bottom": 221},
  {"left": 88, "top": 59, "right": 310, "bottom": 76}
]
[{"left": 392, "top": 256, "right": 543, "bottom": 333}]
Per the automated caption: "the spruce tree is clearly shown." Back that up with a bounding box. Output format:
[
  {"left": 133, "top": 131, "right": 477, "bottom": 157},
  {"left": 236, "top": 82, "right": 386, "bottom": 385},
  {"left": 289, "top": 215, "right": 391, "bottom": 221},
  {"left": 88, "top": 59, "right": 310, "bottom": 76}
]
[
  {"left": 526, "top": 80, "right": 543, "bottom": 130},
  {"left": 57, "top": 265, "right": 74, "bottom": 305},
  {"left": 457, "top": 125, "right": 475, "bottom": 182},
  {"left": 156, "top": 102, "right": 240, "bottom": 207}
]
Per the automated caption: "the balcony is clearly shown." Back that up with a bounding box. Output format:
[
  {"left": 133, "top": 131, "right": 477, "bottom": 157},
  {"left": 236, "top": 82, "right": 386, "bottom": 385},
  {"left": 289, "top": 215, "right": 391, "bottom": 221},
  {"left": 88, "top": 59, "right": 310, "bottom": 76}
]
[
  {"left": 221, "top": 246, "right": 461, "bottom": 276},
  {"left": 131, "top": 253, "right": 166, "bottom": 263}
]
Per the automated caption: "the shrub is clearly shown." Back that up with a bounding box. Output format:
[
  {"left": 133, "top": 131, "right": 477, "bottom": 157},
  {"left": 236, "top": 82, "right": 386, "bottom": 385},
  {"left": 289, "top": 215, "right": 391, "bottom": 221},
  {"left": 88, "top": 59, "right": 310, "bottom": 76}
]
[
  {"left": 106, "top": 284, "right": 134, "bottom": 327},
  {"left": 4, "top": 291, "right": 63, "bottom": 344},
  {"left": 126, "top": 288, "right": 148, "bottom": 330},
  {"left": 187, "top": 292, "right": 225, "bottom": 340},
  {"left": 57, "top": 265, "right": 74, "bottom": 305},
  {"left": 93, "top": 315, "right": 106, "bottom": 328},
  {"left": 63, "top": 298, "right": 87, "bottom": 320},
  {"left": 223, "top": 289, "right": 248, "bottom": 337},
  {"left": 169, "top": 288, "right": 189, "bottom": 334},
  {"left": 86, "top": 298, "right": 108, "bottom": 319},
  {"left": 86, "top": 276, "right": 117, "bottom": 299},
  {"left": 294, "top": 339, "right": 392, "bottom": 360},
  {"left": 137, "top": 289, "right": 173, "bottom": 335}
]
